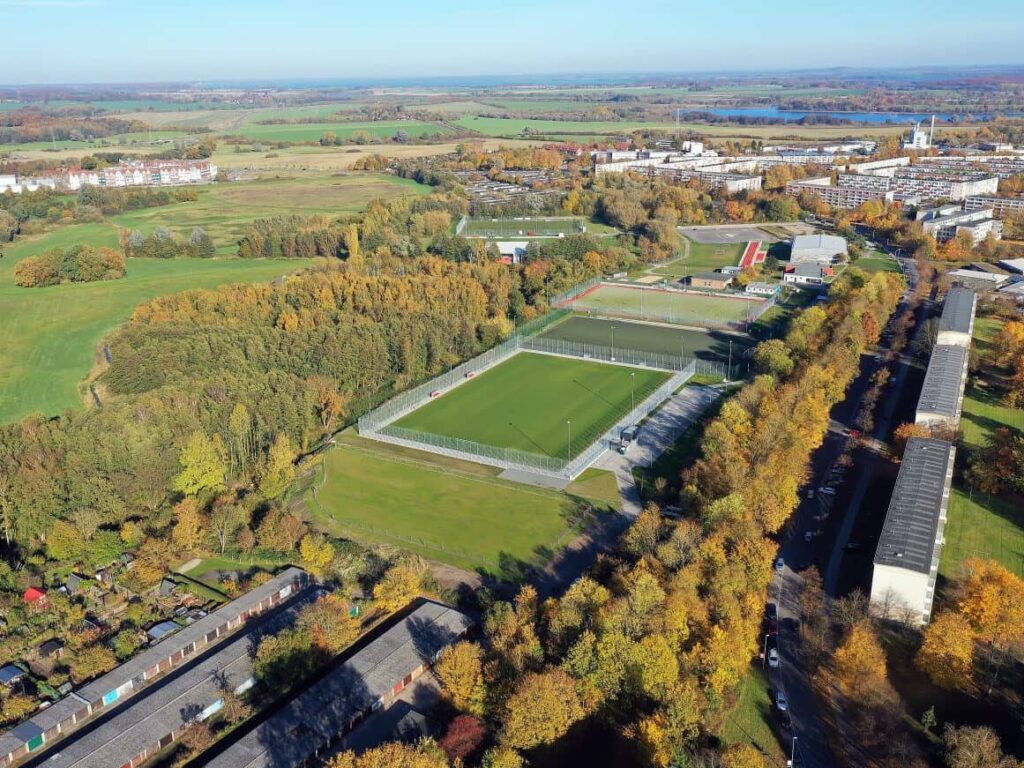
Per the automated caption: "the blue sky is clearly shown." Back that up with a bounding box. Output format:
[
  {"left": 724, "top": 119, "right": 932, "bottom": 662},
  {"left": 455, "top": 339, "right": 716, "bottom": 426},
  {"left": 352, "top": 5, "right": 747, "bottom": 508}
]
[{"left": 2, "top": 0, "right": 1022, "bottom": 85}]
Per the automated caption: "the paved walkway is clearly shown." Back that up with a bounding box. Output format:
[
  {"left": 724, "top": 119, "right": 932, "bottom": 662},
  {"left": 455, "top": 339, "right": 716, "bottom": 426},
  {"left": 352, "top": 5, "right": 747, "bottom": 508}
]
[{"left": 595, "top": 385, "right": 721, "bottom": 516}]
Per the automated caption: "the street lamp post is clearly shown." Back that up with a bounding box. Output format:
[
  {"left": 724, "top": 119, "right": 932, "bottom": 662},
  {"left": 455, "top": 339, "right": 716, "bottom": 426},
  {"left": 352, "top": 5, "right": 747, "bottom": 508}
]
[
  {"left": 787, "top": 736, "right": 798, "bottom": 767},
  {"left": 727, "top": 339, "right": 733, "bottom": 383},
  {"left": 762, "top": 633, "right": 770, "bottom": 668}
]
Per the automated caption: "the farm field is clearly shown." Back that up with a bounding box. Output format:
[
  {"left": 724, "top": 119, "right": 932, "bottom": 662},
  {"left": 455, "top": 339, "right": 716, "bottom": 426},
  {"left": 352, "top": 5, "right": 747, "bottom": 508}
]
[
  {"left": 306, "top": 437, "right": 596, "bottom": 575},
  {"left": 538, "top": 315, "right": 750, "bottom": 362},
  {"left": 456, "top": 116, "right": 678, "bottom": 137},
  {"left": 569, "top": 283, "right": 765, "bottom": 327},
  {"left": 392, "top": 352, "right": 669, "bottom": 460},
  {"left": 0, "top": 130, "right": 188, "bottom": 153},
  {"left": 235, "top": 120, "right": 453, "bottom": 143}
]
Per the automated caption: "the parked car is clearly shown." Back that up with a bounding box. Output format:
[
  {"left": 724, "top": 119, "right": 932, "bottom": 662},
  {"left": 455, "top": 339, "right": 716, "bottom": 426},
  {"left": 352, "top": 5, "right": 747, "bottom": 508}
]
[
  {"left": 844, "top": 542, "right": 864, "bottom": 552},
  {"left": 777, "top": 712, "right": 793, "bottom": 731},
  {"left": 806, "top": 489, "right": 815, "bottom": 500},
  {"left": 774, "top": 557, "right": 785, "bottom": 573},
  {"left": 819, "top": 486, "right": 837, "bottom": 496},
  {"left": 775, "top": 690, "right": 789, "bottom": 712},
  {"left": 766, "top": 602, "right": 778, "bottom": 622},
  {"left": 768, "top": 648, "right": 780, "bottom": 668},
  {"left": 804, "top": 531, "right": 814, "bottom": 543}
]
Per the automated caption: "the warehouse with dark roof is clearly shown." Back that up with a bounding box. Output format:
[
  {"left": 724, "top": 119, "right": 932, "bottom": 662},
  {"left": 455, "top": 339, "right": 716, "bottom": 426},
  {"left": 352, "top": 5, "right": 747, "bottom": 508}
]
[
  {"left": 870, "top": 438, "right": 955, "bottom": 625},
  {"left": 936, "top": 286, "right": 977, "bottom": 347},
  {"left": 915, "top": 343, "right": 969, "bottom": 428}
]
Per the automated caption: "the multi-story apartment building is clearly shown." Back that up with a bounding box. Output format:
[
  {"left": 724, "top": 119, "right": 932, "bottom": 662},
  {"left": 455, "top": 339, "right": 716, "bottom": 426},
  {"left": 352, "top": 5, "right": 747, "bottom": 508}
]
[
  {"left": 917, "top": 154, "right": 1024, "bottom": 179},
  {"left": 786, "top": 176, "right": 894, "bottom": 209},
  {"left": 964, "top": 195, "right": 1024, "bottom": 217},
  {"left": 919, "top": 206, "right": 1003, "bottom": 244}
]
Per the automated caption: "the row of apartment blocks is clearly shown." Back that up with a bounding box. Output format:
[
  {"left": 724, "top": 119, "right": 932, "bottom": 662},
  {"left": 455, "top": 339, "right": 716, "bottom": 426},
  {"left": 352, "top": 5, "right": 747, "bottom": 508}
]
[
  {"left": 917, "top": 204, "right": 1004, "bottom": 244},
  {"left": 0, "top": 568, "right": 309, "bottom": 767},
  {"left": 788, "top": 166, "right": 1001, "bottom": 210},
  {"left": 869, "top": 287, "right": 977, "bottom": 626},
  {"left": 0, "top": 159, "right": 218, "bottom": 195},
  {"left": 916, "top": 154, "right": 1024, "bottom": 179}
]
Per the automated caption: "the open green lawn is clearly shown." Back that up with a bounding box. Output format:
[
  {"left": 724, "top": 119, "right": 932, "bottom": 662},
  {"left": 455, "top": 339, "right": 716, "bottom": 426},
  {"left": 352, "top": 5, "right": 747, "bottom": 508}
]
[
  {"left": 852, "top": 250, "right": 900, "bottom": 274},
  {"left": 110, "top": 173, "right": 427, "bottom": 253},
  {"left": 0, "top": 255, "right": 311, "bottom": 423},
  {"left": 455, "top": 116, "right": 679, "bottom": 137},
  {"left": 571, "top": 284, "right": 765, "bottom": 327},
  {"left": 393, "top": 352, "right": 669, "bottom": 459},
  {"left": 960, "top": 383, "right": 1024, "bottom": 449},
  {"left": 307, "top": 438, "right": 595, "bottom": 575},
  {"left": 0, "top": 173, "right": 425, "bottom": 424},
  {"left": 941, "top": 489, "right": 1024, "bottom": 580},
  {"left": 235, "top": 120, "right": 452, "bottom": 143},
  {"left": 538, "top": 315, "right": 750, "bottom": 363},
  {"left": 650, "top": 239, "right": 747, "bottom": 277},
  {"left": 719, "top": 665, "right": 787, "bottom": 766}
]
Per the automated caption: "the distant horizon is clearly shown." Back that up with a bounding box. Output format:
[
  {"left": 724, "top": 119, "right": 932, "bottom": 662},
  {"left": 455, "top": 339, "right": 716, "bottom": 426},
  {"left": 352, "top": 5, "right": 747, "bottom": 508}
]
[
  {"left": 4, "top": 63, "right": 1024, "bottom": 91},
  {"left": 3, "top": 0, "right": 1023, "bottom": 85}
]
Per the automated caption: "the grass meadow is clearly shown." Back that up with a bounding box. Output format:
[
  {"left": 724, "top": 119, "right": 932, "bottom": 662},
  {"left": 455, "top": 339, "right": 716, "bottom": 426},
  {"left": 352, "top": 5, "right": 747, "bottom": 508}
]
[
  {"left": 393, "top": 352, "right": 669, "bottom": 459},
  {"left": 0, "top": 173, "right": 426, "bottom": 423},
  {"left": 650, "top": 240, "right": 747, "bottom": 277},
  {"left": 306, "top": 436, "right": 606, "bottom": 575}
]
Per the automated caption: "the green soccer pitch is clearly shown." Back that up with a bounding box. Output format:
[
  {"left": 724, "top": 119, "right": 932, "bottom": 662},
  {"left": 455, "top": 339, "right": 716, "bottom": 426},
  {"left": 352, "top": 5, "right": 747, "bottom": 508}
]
[
  {"left": 570, "top": 284, "right": 765, "bottom": 327},
  {"left": 460, "top": 217, "right": 587, "bottom": 238},
  {"left": 392, "top": 352, "right": 670, "bottom": 459}
]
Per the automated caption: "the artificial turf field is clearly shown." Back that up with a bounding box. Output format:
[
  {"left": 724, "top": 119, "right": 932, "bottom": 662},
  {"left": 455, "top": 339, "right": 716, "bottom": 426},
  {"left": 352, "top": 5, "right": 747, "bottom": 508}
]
[
  {"left": 569, "top": 284, "right": 766, "bottom": 327},
  {"left": 392, "top": 352, "right": 669, "bottom": 459},
  {"left": 460, "top": 216, "right": 589, "bottom": 238},
  {"left": 538, "top": 315, "right": 751, "bottom": 363}
]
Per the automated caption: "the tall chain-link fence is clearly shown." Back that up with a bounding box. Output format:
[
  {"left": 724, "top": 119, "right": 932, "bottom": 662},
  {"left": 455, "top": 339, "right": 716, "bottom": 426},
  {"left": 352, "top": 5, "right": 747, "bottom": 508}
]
[{"left": 521, "top": 336, "right": 728, "bottom": 379}]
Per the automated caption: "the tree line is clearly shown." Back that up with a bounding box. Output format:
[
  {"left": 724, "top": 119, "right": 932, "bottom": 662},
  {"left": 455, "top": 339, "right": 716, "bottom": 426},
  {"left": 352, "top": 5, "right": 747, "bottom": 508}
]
[{"left": 12, "top": 244, "right": 125, "bottom": 287}]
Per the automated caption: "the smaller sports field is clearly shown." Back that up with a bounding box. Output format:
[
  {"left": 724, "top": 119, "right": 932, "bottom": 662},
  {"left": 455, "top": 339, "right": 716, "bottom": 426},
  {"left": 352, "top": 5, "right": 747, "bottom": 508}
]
[
  {"left": 460, "top": 216, "right": 588, "bottom": 238},
  {"left": 539, "top": 316, "right": 751, "bottom": 363},
  {"left": 392, "top": 352, "right": 669, "bottom": 459},
  {"left": 567, "top": 283, "right": 766, "bottom": 327}
]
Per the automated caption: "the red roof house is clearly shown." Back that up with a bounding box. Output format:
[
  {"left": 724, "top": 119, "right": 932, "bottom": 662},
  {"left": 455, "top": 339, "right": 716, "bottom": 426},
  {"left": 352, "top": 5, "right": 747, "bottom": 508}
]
[{"left": 23, "top": 587, "right": 47, "bottom": 606}]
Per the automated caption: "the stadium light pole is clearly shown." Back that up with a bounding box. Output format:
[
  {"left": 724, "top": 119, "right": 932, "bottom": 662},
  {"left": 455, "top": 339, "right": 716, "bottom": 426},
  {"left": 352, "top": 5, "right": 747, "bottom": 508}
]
[
  {"left": 566, "top": 420, "right": 572, "bottom": 461},
  {"left": 610, "top": 325, "right": 616, "bottom": 361},
  {"left": 727, "top": 340, "right": 733, "bottom": 383},
  {"left": 631, "top": 372, "right": 635, "bottom": 411}
]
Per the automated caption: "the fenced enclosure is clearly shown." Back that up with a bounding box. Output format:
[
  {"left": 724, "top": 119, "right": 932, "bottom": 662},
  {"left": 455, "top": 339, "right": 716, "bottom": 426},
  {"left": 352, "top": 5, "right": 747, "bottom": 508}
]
[
  {"left": 369, "top": 367, "right": 692, "bottom": 479},
  {"left": 521, "top": 336, "right": 729, "bottom": 380},
  {"left": 459, "top": 216, "right": 588, "bottom": 239}
]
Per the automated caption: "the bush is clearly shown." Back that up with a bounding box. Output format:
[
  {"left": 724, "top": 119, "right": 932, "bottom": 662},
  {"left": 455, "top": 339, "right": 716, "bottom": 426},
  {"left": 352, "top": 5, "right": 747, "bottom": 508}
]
[{"left": 13, "top": 244, "right": 125, "bottom": 287}]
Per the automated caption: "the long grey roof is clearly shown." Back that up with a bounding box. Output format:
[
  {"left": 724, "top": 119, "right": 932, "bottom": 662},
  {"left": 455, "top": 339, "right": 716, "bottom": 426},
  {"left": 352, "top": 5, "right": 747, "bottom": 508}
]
[
  {"left": 0, "top": 568, "right": 307, "bottom": 761},
  {"left": 202, "top": 601, "right": 472, "bottom": 768},
  {"left": 75, "top": 567, "right": 306, "bottom": 703},
  {"left": 874, "top": 438, "right": 954, "bottom": 574},
  {"left": 917, "top": 343, "right": 968, "bottom": 421},
  {"left": 29, "top": 590, "right": 319, "bottom": 768},
  {"left": 937, "top": 286, "right": 977, "bottom": 335}
]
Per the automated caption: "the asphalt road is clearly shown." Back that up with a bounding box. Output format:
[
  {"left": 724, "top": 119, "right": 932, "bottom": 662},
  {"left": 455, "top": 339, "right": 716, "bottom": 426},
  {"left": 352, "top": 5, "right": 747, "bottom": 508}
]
[{"left": 766, "top": 248, "right": 920, "bottom": 768}]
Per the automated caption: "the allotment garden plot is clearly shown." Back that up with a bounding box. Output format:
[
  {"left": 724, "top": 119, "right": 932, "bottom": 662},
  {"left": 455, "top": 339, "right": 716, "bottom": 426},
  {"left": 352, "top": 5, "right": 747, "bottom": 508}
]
[
  {"left": 393, "top": 352, "right": 669, "bottom": 461},
  {"left": 566, "top": 283, "right": 769, "bottom": 330}
]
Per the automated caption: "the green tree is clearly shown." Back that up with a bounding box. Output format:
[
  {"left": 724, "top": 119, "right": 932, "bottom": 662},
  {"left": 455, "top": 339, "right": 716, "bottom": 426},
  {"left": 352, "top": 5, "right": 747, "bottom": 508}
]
[
  {"left": 172, "top": 431, "right": 226, "bottom": 496},
  {"left": 260, "top": 433, "right": 295, "bottom": 499}
]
